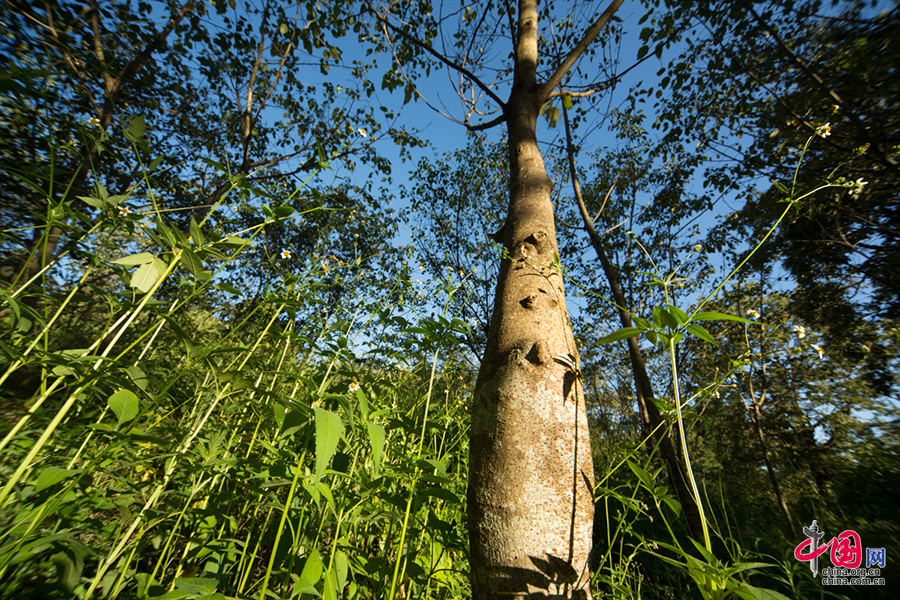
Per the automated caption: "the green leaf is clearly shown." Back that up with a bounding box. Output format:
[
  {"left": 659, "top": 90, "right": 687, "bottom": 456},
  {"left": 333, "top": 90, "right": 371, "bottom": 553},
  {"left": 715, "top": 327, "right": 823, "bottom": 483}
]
[
  {"left": 179, "top": 246, "right": 204, "bottom": 279},
  {"left": 173, "top": 577, "right": 218, "bottom": 595},
  {"left": 543, "top": 105, "right": 560, "bottom": 127},
  {"left": 562, "top": 93, "right": 573, "bottom": 109},
  {"left": 199, "top": 157, "right": 225, "bottom": 171},
  {"left": 356, "top": 388, "right": 369, "bottom": 420},
  {"left": 420, "top": 485, "right": 459, "bottom": 504},
  {"left": 598, "top": 327, "right": 643, "bottom": 344},
  {"left": 78, "top": 196, "right": 106, "bottom": 209},
  {"left": 725, "top": 562, "right": 777, "bottom": 576},
  {"left": 314, "top": 407, "right": 343, "bottom": 483},
  {"left": 323, "top": 568, "right": 338, "bottom": 600},
  {"left": 637, "top": 45, "right": 649, "bottom": 60},
  {"left": 156, "top": 220, "right": 178, "bottom": 248},
  {"left": 113, "top": 252, "right": 155, "bottom": 266},
  {"left": 221, "top": 235, "right": 250, "bottom": 247},
  {"left": 729, "top": 583, "right": 791, "bottom": 600},
  {"left": 189, "top": 218, "right": 205, "bottom": 246},
  {"left": 216, "top": 283, "right": 240, "bottom": 296},
  {"left": 51, "top": 548, "right": 84, "bottom": 594},
  {"left": 335, "top": 550, "right": 349, "bottom": 591},
  {"left": 367, "top": 422, "right": 384, "bottom": 476},
  {"left": 669, "top": 305, "right": 689, "bottom": 324},
  {"left": 272, "top": 205, "right": 295, "bottom": 219},
  {"left": 627, "top": 460, "right": 655, "bottom": 490},
  {"left": 36, "top": 466, "right": 80, "bottom": 492},
  {"left": 108, "top": 389, "right": 139, "bottom": 426},
  {"left": 686, "top": 323, "right": 717, "bottom": 345},
  {"left": 131, "top": 258, "right": 167, "bottom": 293},
  {"left": 128, "top": 115, "right": 147, "bottom": 140},
  {"left": 126, "top": 365, "right": 148, "bottom": 390},
  {"left": 693, "top": 311, "right": 755, "bottom": 324},
  {"left": 656, "top": 306, "right": 679, "bottom": 329},
  {"left": 298, "top": 548, "right": 324, "bottom": 587},
  {"left": 96, "top": 181, "right": 109, "bottom": 201}
]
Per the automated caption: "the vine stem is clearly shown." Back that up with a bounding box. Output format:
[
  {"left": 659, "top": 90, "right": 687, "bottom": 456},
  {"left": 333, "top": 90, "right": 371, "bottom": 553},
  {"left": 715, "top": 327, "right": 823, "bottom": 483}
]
[{"left": 667, "top": 336, "right": 711, "bottom": 552}]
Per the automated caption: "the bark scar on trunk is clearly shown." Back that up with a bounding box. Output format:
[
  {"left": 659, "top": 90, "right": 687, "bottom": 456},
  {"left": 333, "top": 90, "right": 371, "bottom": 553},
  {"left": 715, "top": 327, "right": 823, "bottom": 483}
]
[
  {"left": 520, "top": 293, "right": 538, "bottom": 309},
  {"left": 514, "top": 230, "right": 549, "bottom": 260},
  {"left": 524, "top": 339, "right": 551, "bottom": 366}
]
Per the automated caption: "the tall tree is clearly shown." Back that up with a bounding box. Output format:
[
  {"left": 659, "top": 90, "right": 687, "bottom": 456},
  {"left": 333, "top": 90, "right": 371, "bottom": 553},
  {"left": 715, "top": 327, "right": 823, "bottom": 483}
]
[
  {"left": 678, "top": 279, "right": 900, "bottom": 547},
  {"left": 0, "top": 0, "right": 407, "bottom": 332},
  {"left": 560, "top": 104, "right": 706, "bottom": 538},
  {"left": 369, "top": 1, "right": 625, "bottom": 595}
]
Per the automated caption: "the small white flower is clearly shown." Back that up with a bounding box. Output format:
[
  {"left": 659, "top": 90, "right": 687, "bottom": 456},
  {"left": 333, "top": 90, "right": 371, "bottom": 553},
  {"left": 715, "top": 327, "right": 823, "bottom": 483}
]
[
  {"left": 280, "top": 249, "right": 291, "bottom": 260},
  {"left": 118, "top": 205, "right": 131, "bottom": 217},
  {"left": 348, "top": 382, "right": 360, "bottom": 393},
  {"left": 521, "top": 245, "right": 529, "bottom": 257},
  {"left": 746, "top": 309, "right": 760, "bottom": 319},
  {"left": 816, "top": 123, "right": 832, "bottom": 138},
  {"left": 88, "top": 117, "right": 101, "bottom": 127},
  {"left": 793, "top": 325, "right": 806, "bottom": 339},
  {"left": 849, "top": 178, "right": 868, "bottom": 196},
  {"left": 358, "top": 128, "right": 367, "bottom": 137},
  {"left": 811, "top": 344, "right": 824, "bottom": 359}
]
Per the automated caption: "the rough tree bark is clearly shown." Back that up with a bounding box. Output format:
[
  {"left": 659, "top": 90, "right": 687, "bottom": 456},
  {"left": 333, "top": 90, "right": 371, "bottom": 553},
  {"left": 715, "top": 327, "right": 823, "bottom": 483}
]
[{"left": 467, "top": 1, "right": 623, "bottom": 597}]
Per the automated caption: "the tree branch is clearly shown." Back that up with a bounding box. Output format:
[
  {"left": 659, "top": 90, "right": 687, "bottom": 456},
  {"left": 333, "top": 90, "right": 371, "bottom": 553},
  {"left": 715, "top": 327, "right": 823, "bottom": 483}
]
[
  {"left": 467, "top": 113, "right": 507, "bottom": 131},
  {"left": 374, "top": 9, "right": 506, "bottom": 109},
  {"left": 540, "top": 0, "right": 624, "bottom": 101},
  {"left": 108, "top": 0, "right": 194, "bottom": 102}
]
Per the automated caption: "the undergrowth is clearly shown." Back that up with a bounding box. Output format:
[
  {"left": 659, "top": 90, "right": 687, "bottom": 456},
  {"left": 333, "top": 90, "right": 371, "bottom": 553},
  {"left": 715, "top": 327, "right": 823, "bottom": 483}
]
[{"left": 0, "top": 120, "right": 855, "bottom": 599}]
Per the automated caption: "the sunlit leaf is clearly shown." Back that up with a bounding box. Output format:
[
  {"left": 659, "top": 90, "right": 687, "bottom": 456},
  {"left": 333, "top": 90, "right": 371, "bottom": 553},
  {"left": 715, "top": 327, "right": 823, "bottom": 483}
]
[
  {"left": 367, "top": 422, "right": 385, "bottom": 476},
  {"left": 598, "top": 327, "right": 643, "bottom": 344},
  {"left": 36, "top": 466, "right": 80, "bottom": 492},
  {"left": 108, "top": 389, "right": 139, "bottom": 426},
  {"left": 314, "top": 407, "right": 343, "bottom": 483}
]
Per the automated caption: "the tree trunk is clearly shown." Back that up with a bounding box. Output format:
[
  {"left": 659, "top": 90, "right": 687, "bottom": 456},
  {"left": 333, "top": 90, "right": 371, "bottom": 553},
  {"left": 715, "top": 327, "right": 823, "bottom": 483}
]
[
  {"left": 749, "top": 403, "right": 796, "bottom": 536},
  {"left": 467, "top": 99, "right": 595, "bottom": 599},
  {"left": 467, "top": 4, "right": 602, "bottom": 597},
  {"left": 560, "top": 106, "right": 704, "bottom": 538}
]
